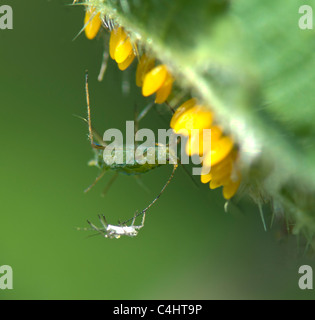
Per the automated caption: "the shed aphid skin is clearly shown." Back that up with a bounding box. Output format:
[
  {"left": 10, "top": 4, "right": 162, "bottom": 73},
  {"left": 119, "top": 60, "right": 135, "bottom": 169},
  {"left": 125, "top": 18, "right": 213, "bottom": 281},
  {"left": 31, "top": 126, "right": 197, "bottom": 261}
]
[
  {"left": 82, "top": 161, "right": 178, "bottom": 239},
  {"left": 170, "top": 98, "right": 241, "bottom": 200},
  {"left": 83, "top": 214, "right": 146, "bottom": 239},
  {"left": 80, "top": 72, "right": 179, "bottom": 237}
]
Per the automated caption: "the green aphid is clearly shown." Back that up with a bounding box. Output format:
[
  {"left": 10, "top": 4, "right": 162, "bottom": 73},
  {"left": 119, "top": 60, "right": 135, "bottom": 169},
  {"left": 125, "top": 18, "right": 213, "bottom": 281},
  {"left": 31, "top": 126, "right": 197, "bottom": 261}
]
[{"left": 80, "top": 72, "right": 178, "bottom": 229}]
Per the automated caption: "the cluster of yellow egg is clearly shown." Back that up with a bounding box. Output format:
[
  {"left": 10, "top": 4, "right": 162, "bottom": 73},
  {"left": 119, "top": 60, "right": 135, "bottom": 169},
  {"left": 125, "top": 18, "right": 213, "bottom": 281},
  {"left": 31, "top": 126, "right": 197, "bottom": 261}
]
[{"left": 83, "top": 7, "right": 241, "bottom": 200}]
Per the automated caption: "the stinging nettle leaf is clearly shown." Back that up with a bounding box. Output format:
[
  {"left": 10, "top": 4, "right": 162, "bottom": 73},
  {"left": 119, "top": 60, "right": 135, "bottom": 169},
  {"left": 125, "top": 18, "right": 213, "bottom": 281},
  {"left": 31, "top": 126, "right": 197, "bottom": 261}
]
[{"left": 83, "top": 0, "right": 315, "bottom": 235}]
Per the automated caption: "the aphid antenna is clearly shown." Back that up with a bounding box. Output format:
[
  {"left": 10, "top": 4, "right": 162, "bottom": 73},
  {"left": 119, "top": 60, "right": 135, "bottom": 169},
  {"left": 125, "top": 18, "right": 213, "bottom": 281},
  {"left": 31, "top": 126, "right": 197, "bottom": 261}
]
[
  {"left": 76, "top": 225, "right": 104, "bottom": 239},
  {"left": 178, "top": 161, "right": 200, "bottom": 189},
  {"left": 154, "top": 100, "right": 200, "bottom": 190},
  {"left": 153, "top": 142, "right": 199, "bottom": 190},
  {"left": 85, "top": 71, "right": 107, "bottom": 150},
  {"left": 121, "top": 164, "right": 178, "bottom": 225},
  {"left": 73, "top": 114, "right": 105, "bottom": 148},
  {"left": 258, "top": 202, "right": 267, "bottom": 232}
]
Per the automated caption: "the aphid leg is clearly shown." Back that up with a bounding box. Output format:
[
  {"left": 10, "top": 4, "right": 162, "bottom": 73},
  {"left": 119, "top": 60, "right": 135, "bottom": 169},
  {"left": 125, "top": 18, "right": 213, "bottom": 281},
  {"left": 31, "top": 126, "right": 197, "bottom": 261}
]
[
  {"left": 84, "top": 170, "right": 106, "bottom": 193},
  {"left": 134, "top": 102, "right": 155, "bottom": 148},
  {"left": 153, "top": 104, "right": 172, "bottom": 126},
  {"left": 134, "top": 104, "right": 139, "bottom": 146},
  {"left": 164, "top": 100, "right": 175, "bottom": 114},
  {"left": 140, "top": 212, "right": 146, "bottom": 228},
  {"left": 87, "top": 219, "right": 100, "bottom": 233},
  {"left": 258, "top": 202, "right": 267, "bottom": 231},
  {"left": 85, "top": 71, "right": 106, "bottom": 150},
  {"left": 130, "top": 210, "right": 146, "bottom": 229},
  {"left": 101, "top": 172, "right": 119, "bottom": 197},
  {"left": 134, "top": 212, "right": 146, "bottom": 230},
  {"left": 270, "top": 210, "right": 275, "bottom": 229},
  {"left": 122, "top": 67, "right": 131, "bottom": 96},
  {"left": 99, "top": 214, "right": 108, "bottom": 229},
  {"left": 131, "top": 211, "right": 138, "bottom": 226},
  {"left": 98, "top": 49, "right": 109, "bottom": 82},
  {"left": 137, "top": 102, "right": 155, "bottom": 124},
  {"left": 87, "top": 219, "right": 107, "bottom": 237},
  {"left": 134, "top": 175, "right": 150, "bottom": 194}
]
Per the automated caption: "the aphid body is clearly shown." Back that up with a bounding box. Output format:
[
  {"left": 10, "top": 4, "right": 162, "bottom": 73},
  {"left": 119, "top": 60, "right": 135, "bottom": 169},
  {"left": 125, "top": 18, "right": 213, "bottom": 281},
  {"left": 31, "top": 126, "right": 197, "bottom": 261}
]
[{"left": 89, "top": 144, "right": 174, "bottom": 176}]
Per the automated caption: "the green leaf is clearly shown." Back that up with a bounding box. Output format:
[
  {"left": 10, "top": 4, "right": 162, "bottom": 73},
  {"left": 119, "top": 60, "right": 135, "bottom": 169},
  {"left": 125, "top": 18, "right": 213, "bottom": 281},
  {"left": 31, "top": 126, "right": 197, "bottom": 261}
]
[{"left": 84, "top": 0, "right": 315, "bottom": 234}]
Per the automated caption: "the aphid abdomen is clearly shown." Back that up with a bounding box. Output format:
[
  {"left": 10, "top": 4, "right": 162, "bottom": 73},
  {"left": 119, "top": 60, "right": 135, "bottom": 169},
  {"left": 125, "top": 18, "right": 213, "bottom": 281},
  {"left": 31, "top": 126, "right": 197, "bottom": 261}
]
[
  {"left": 109, "top": 161, "right": 162, "bottom": 176},
  {"left": 93, "top": 144, "right": 174, "bottom": 176}
]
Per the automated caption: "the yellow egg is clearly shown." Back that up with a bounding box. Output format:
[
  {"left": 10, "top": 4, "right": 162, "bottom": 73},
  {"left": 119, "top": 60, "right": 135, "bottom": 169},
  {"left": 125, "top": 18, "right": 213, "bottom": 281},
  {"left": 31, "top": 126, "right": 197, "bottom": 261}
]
[
  {"left": 136, "top": 54, "right": 155, "bottom": 87},
  {"left": 155, "top": 74, "right": 173, "bottom": 104},
  {"left": 84, "top": 10, "right": 102, "bottom": 40},
  {"left": 203, "top": 136, "right": 234, "bottom": 167},
  {"left": 142, "top": 65, "right": 168, "bottom": 97},
  {"left": 172, "top": 105, "right": 213, "bottom": 134}
]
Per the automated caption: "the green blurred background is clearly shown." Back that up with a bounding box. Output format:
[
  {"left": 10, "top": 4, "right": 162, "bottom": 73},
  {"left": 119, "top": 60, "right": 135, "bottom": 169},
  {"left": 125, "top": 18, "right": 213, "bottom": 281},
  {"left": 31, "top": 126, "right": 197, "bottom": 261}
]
[{"left": 0, "top": 0, "right": 314, "bottom": 299}]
